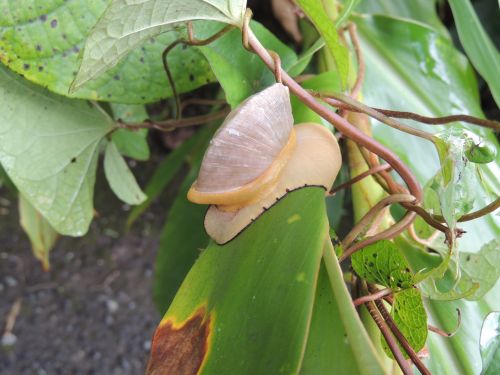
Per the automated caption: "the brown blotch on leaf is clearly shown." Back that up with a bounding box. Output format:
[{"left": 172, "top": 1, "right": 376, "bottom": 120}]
[{"left": 146, "top": 309, "right": 211, "bottom": 375}]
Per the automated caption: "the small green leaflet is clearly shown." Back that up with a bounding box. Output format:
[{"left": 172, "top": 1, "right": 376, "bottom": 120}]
[
  {"left": 351, "top": 240, "right": 414, "bottom": 290},
  {"left": 383, "top": 288, "right": 427, "bottom": 359},
  {"left": 352, "top": 240, "right": 427, "bottom": 358},
  {"left": 0, "top": 66, "right": 113, "bottom": 236},
  {"left": 110, "top": 103, "right": 150, "bottom": 161},
  {"left": 19, "top": 194, "right": 58, "bottom": 271},
  {"left": 104, "top": 141, "right": 147, "bottom": 206},
  {"left": 72, "top": 0, "right": 247, "bottom": 91}
]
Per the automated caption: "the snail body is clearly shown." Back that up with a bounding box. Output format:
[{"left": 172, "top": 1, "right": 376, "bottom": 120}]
[{"left": 188, "top": 83, "right": 342, "bottom": 244}]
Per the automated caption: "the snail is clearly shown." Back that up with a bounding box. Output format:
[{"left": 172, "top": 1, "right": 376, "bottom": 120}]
[{"left": 188, "top": 83, "right": 342, "bottom": 244}]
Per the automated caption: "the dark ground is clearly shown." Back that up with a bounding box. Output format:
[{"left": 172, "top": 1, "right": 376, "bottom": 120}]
[{"left": 0, "top": 156, "right": 181, "bottom": 375}]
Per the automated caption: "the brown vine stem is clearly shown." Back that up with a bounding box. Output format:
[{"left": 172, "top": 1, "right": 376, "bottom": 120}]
[
  {"left": 244, "top": 19, "right": 423, "bottom": 206},
  {"left": 116, "top": 106, "right": 230, "bottom": 131},
  {"left": 365, "top": 301, "right": 413, "bottom": 375},
  {"left": 329, "top": 164, "right": 392, "bottom": 195},
  {"left": 356, "top": 146, "right": 451, "bottom": 235},
  {"left": 341, "top": 194, "right": 416, "bottom": 250},
  {"left": 348, "top": 23, "right": 364, "bottom": 100},
  {"left": 370, "top": 288, "right": 431, "bottom": 375},
  {"left": 353, "top": 288, "right": 392, "bottom": 307},
  {"left": 340, "top": 212, "right": 417, "bottom": 262},
  {"left": 428, "top": 308, "right": 461, "bottom": 337},
  {"left": 323, "top": 98, "right": 500, "bottom": 131},
  {"left": 320, "top": 93, "right": 436, "bottom": 143},
  {"left": 163, "top": 23, "right": 234, "bottom": 119},
  {"left": 432, "top": 196, "right": 500, "bottom": 223}
]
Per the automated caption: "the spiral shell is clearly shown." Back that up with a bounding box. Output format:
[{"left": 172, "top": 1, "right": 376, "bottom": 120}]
[{"left": 188, "top": 83, "right": 294, "bottom": 208}]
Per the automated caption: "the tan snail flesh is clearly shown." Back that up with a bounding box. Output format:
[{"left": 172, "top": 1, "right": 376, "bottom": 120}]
[{"left": 187, "top": 83, "right": 342, "bottom": 244}]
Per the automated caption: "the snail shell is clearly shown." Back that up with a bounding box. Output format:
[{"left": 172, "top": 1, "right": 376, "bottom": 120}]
[
  {"left": 188, "top": 83, "right": 295, "bottom": 210},
  {"left": 204, "top": 123, "right": 341, "bottom": 244},
  {"left": 187, "top": 83, "right": 342, "bottom": 244}
]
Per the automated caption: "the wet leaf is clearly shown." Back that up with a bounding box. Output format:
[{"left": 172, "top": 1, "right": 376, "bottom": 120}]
[
  {"left": 18, "top": 194, "right": 58, "bottom": 271},
  {"left": 357, "top": 14, "right": 500, "bottom": 253},
  {"left": 296, "top": 0, "right": 349, "bottom": 88},
  {"left": 104, "top": 141, "right": 146, "bottom": 205},
  {"left": 0, "top": 0, "right": 214, "bottom": 103},
  {"left": 0, "top": 66, "right": 112, "bottom": 236},
  {"left": 72, "top": 0, "right": 247, "bottom": 91},
  {"left": 480, "top": 312, "right": 500, "bottom": 375}
]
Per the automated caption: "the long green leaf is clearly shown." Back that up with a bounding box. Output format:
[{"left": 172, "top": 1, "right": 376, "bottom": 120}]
[
  {"left": 148, "top": 188, "right": 327, "bottom": 374},
  {"left": 296, "top": 0, "right": 349, "bottom": 87},
  {"left": 449, "top": 0, "right": 500, "bottom": 106},
  {"left": 153, "top": 123, "right": 217, "bottom": 313},
  {"left": 0, "top": 66, "right": 113, "bottom": 236}
]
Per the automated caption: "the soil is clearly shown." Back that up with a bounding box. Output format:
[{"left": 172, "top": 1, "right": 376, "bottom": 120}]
[{"left": 0, "top": 156, "right": 183, "bottom": 375}]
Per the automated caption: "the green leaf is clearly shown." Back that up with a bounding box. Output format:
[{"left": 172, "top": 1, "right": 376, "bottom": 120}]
[
  {"left": 382, "top": 288, "right": 427, "bottom": 359},
  {"left": 424, "top": 130, "right": 482, "bottom": 230},
  {"left": 18, "top": 194, "right": 58, "bottom": 271},
  {"left": 480, "top": 312, "right": 500, "bottom": 375},
  {"left": 336, "top": 0, "right": 360, "bottom": 27},
  {"left": 351, "top": 240, "right": 414, "bottom": 290},
  {"left": 153, "top": 123, "right": 217, "bottom": 314},
  {"left": 148, "top": 188, "right": 327, "bottom": 375},
  {"left": 72, "top": 0, "right": 247, "bottom": 91},
  {"left": 460, "top": 240, "right": 500, "bottom": 301},
  {"left": 356, "top": 0, "right": 448, "bottom": 35},
  {"left": 197, "top": 21, "right": 297, "bottom": 108},
  {"left": 449, "top": 0, "right": 500, "bottom": 107},
  {"left": 301, "top": 261, "right": 387, "bottom": 374},
  {"left": 356, "top": 14, "right": 500, "bottom": 254},
  {"left": 287, "top": 38, "right": 325, "bottom": 77},
  {"left": 296, "top": 0, "right": 349, "bottom": 87},
  {"left": 291, "top": 71, "right": 342, "bottom": 124},
  {"left": 0, "top": 66, "right": 113, "bottom": 236},
  {"left": 0, "top": 0, "right": 214, "bottom": 103},
  {"left": 104, "top": 141, "right": 146, "bottom": 205},
  {"left": 398, "top": 236, "right": 498, "bottom": 374},
  {"left": 110, "top": 104, "right": 150, "bottom": 161},
  {"left": 153, "top": 167, "right": 209, "bottom": 315}
]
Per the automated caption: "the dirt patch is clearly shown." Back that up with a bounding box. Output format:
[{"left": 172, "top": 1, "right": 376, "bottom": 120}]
[{"left": 0, "top": 159, "right": 181, "bottom": 375}]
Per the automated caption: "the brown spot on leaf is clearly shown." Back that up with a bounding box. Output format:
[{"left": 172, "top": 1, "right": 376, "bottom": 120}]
[{"left": 146, "top": 308, "right": 212, "bottom": 375}]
